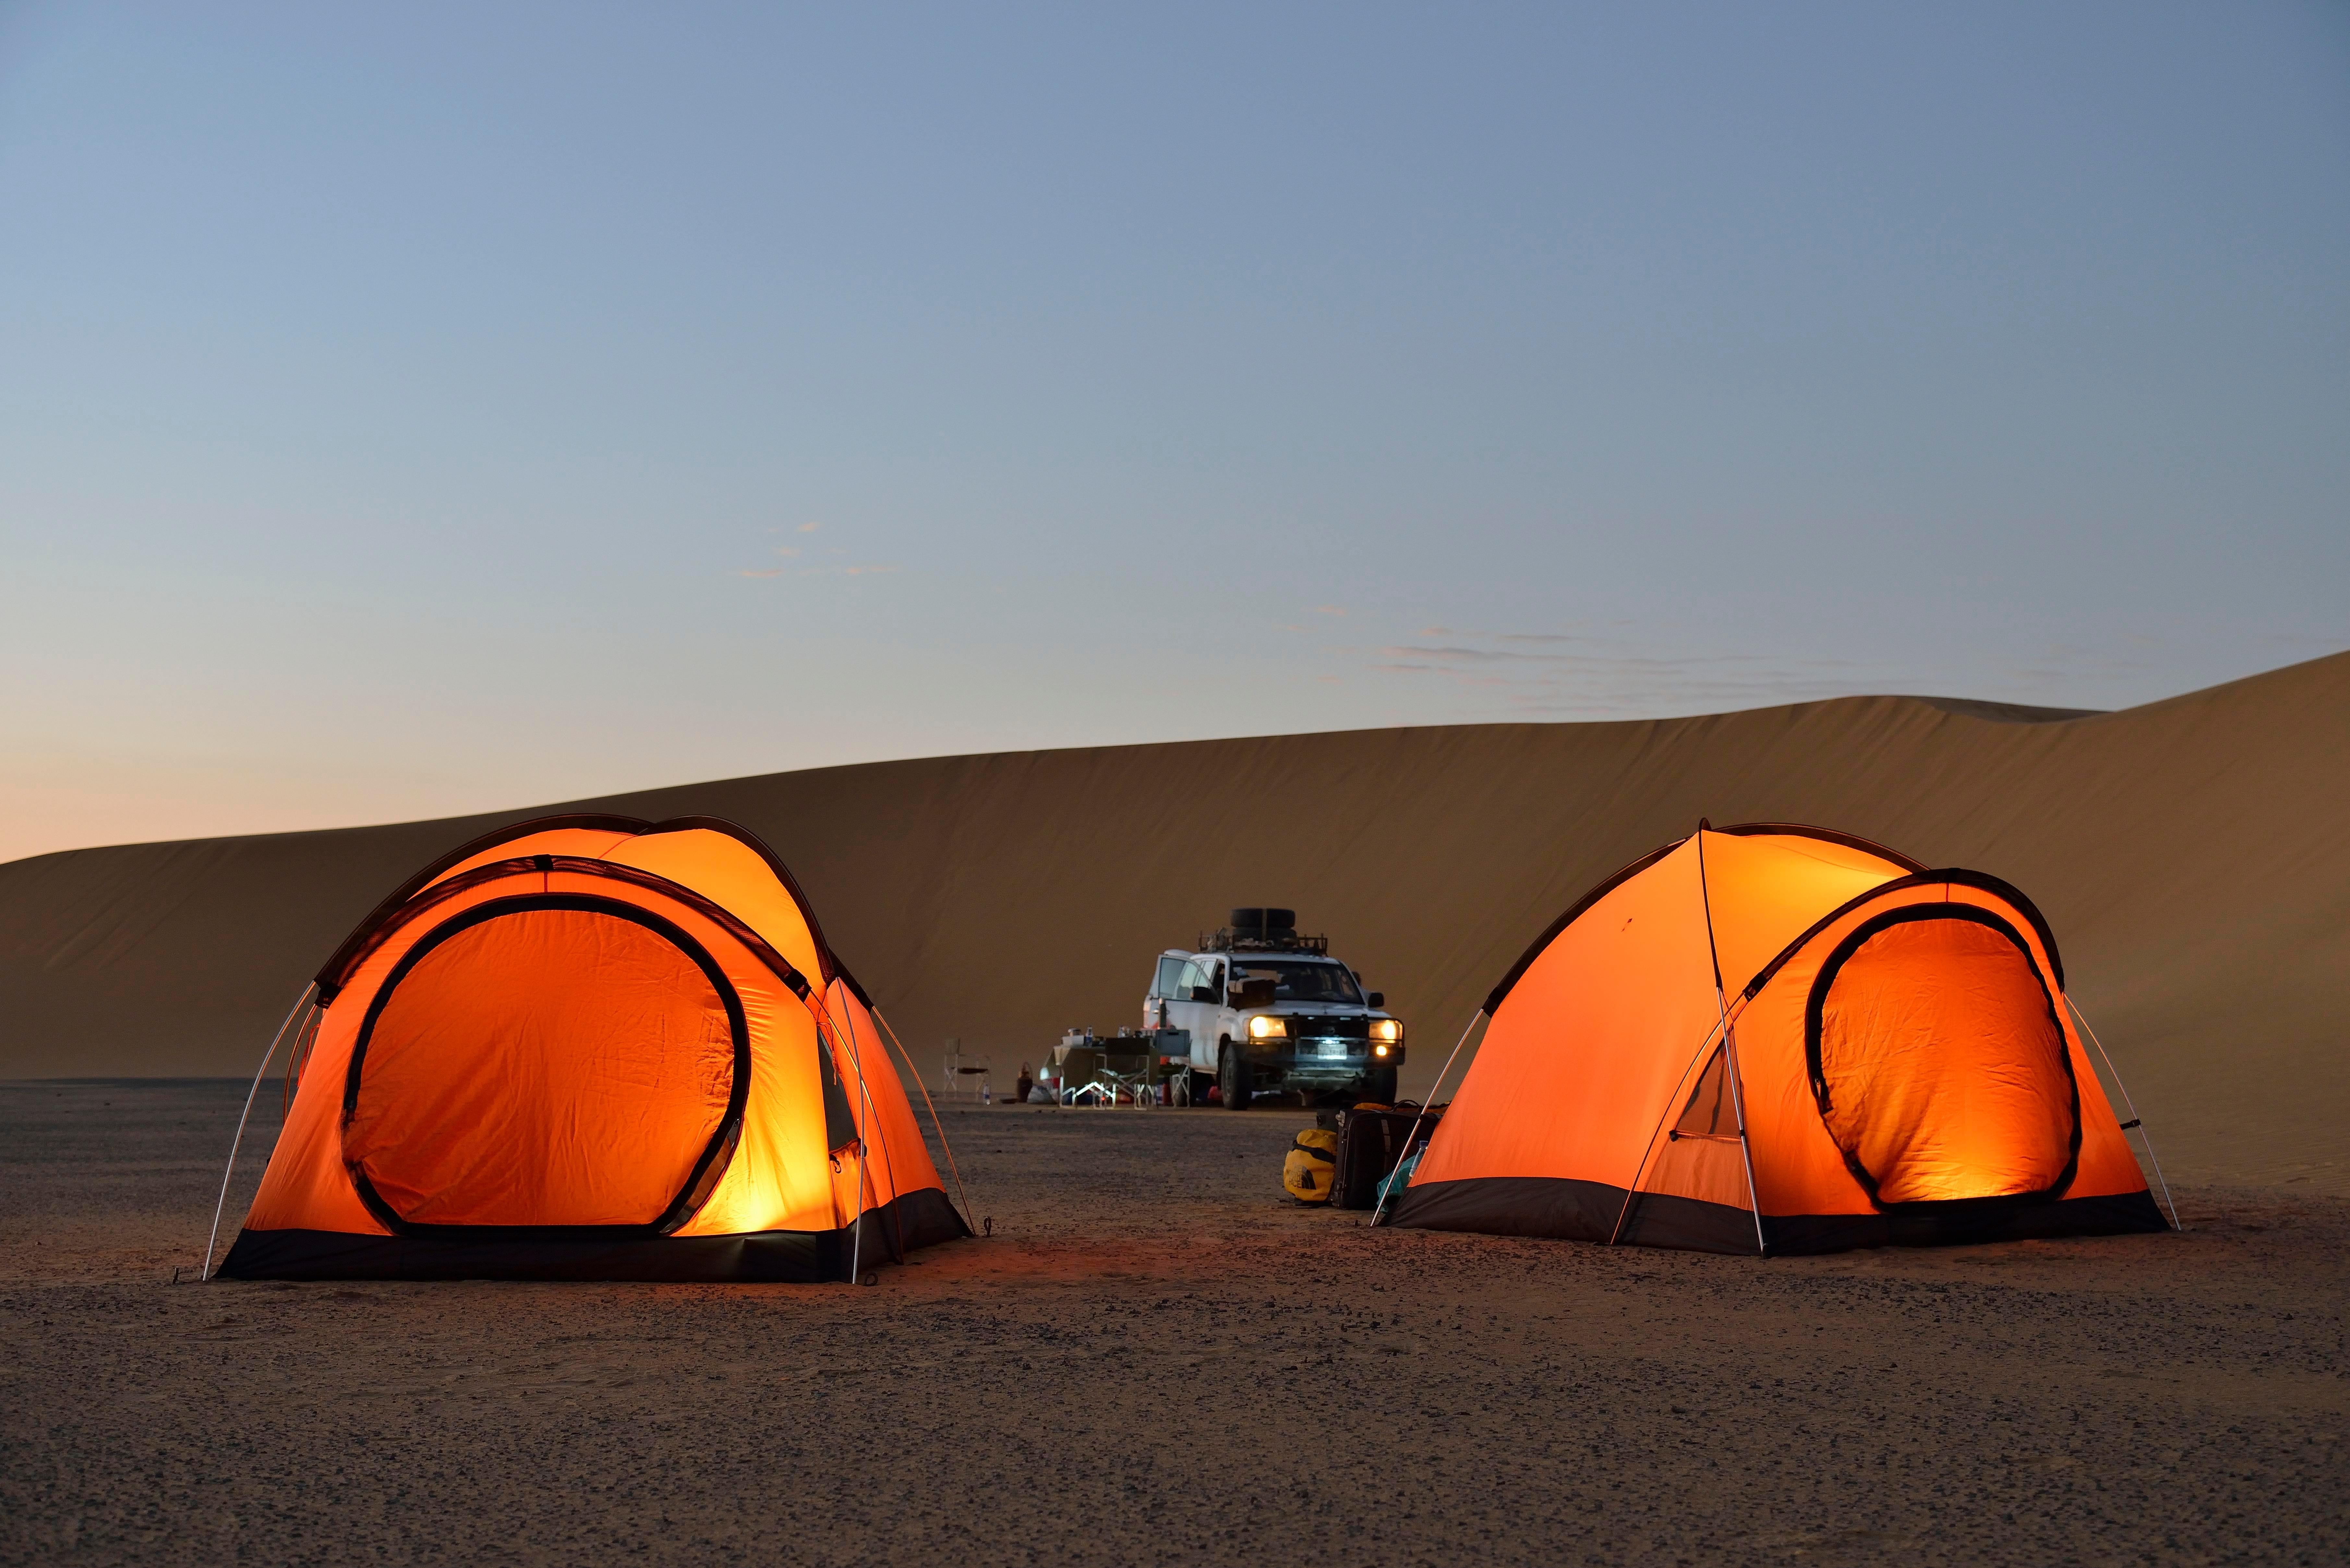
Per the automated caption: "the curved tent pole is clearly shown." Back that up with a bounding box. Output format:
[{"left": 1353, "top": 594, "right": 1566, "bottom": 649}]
[
  {"left": 1368, "top": 1009, "right": 1485, "bottom": 1228},
  {"left": 871, "top": 1005, "right": 977, "bottom": 1235},
  {"left": 2065, "top": 997, "right": 2182, "bottom": 1231},
  {"left": 280, "top": 1004, "right": 322, "bottom": 1118},
  {"left": 200, "top": 983, "right": 317, "bottom": 1281},
  {"left": 1695, "top": 825, "right": 1770, "bottom": 1256}
]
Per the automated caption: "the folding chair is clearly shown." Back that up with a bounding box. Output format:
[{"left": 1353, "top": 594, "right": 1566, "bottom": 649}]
[
  {"left": 1095, "top": 1038, "right": 1156, "bottom": 1107},
  {"left": 942, "top": 1038, "right": 992, "bottom": 1104}
]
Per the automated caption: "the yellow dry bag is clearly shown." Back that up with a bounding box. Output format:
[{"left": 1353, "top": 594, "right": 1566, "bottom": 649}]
[{"left": 1283, "top": 1128, "right": 1339, "bottom": 1203}]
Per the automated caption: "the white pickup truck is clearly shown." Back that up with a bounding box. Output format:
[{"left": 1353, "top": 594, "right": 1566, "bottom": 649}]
[{"left": 1142, "top": 907, "right": 1404, "bottom": 1109}]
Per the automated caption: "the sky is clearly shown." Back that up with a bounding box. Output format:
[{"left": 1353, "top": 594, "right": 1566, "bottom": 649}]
[{"left": 2, "top": 2, "right": 2345, "bottom": 864}]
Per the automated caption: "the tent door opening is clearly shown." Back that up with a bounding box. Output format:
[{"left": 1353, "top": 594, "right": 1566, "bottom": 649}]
[
  {"left": 340, "top": 896, "right": 751, "bottom": 1235},
  {"left": 1806, "top": 907, "right": 2080, "bottom": 1208}
]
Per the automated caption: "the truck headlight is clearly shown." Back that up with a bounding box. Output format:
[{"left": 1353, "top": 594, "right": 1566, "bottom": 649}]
[
  {"left": 1370, "top": 1018, "right": 1403, "bottom": 1044},
  {"left": 1248, "top": 1014, "right": 1287, "bottom": 1039}
]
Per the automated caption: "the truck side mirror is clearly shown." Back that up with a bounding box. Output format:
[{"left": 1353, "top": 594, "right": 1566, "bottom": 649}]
[{"left": 1367, "top": 991, "right": 1384, "bottom": 1009}]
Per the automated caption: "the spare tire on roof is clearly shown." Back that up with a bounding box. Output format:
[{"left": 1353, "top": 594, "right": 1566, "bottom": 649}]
[{"left": 1230, "top": 907, "right": 1298, "bottom": 940}]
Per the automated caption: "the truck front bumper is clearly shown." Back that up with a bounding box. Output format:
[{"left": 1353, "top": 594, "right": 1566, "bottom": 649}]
[{"left": 1243, "top": 1038, "right": 1404, "bottom": 1081}]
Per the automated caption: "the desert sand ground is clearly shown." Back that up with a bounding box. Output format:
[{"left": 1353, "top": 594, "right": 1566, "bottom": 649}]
[{"left": 4, "top": 1080, "right": 2344, "bottom": 1567}]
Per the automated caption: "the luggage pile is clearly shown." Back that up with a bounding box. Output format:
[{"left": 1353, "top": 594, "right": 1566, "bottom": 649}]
[{"left": 1282, "top": 1103, "right": 1445, "bottom": 1209}]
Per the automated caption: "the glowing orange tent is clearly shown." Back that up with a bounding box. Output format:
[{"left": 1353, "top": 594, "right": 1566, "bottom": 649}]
[
  {"left": 1383, "top": 823, "right": 2172, "bottom": 1254},
  {"left": 215, "top": 815, "right": 969, "bottom": 1281}
]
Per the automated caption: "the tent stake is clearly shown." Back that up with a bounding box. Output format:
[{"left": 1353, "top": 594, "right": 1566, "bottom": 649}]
[
  {"left": 1368, "top": 1010, "right": 1483, "bottom": 1228},
  {"left": 2066, "top": 997, "right": 2182, "bottom": 1231},
  {"left": 872, "top": 1006, "right": 978, "bottom": 1237},
  {"left": 200, "top": 984, "right": 316, "bottom": 1282}
]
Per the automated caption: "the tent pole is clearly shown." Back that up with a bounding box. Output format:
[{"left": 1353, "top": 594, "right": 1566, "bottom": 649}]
[
  {"left": 841, "top": 1003, "right": 906, "bottom": 1262},
  {"left": 1717, "top": 1001, "right": 1768, "bottom": 1257},
  {"left": 1607, "top": 1018, "right": 1726, "bottom": 1247},
  {"left": 200, "top": 984, "right": 316, "bottom": 1282},
  {"left": 281, "top": 1004, "right": 322, "bottom": 1118},
  {"left": 873, "top": 1006, "right": 978, "bottom": 1235},
  {"left": 1693, "top": 826, "right": 1770, "bottom": 1257},
  {"left": 1368, "top": 1009, "right": 1483, "bottom": 1228},
  {"left": 830, "top": 993, "right": 885, "bottom": 1284},
  {"left": 2066, "top": 997, "right": 2183, "bottom": 1232}
]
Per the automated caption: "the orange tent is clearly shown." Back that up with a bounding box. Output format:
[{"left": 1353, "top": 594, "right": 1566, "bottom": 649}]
[
  {"left": 215, "top": 815, "right": 968, "bottom": 1281},
  {"left": 1384, "top": 823, "right": 2171, "bottom": 1254}
]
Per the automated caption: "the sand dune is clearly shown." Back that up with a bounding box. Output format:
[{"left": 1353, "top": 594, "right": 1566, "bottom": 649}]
[{"left": 3, "top": 652, "right": 2343, "bottom": 1192}]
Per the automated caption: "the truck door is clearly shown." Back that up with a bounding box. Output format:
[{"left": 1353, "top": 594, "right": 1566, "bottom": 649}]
[
  {"left": 1157, "top": 958, "right": 1199, "bottom": 1064},
  {"left": 1162, "top": 957, "right": 1222, "bottom": 1071},
  {"left": 1195, "top": 958, "right": 1228, "bottom": 1071},
  {"left": 1147, "top": 955, "right": 1186, "bottom": 1032}
]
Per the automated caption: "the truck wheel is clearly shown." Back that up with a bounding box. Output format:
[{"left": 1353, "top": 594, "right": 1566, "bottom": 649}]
[
  {"left": 1362, "top": 1065, "right": 1398, "bottom": 1104},
  {"left": 1219, "top": 1040, "right": 1253, "bottom": 1110}
]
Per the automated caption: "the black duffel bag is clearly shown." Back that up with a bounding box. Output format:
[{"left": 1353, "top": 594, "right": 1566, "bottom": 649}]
[{"left": 1332, "top": 1102, "right": 1444, "bottom": 1211}]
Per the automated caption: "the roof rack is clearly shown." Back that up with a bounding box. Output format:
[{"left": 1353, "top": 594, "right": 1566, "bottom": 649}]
[{"left": 1199, "top": 928, "right": 1330, "bottom": 955}]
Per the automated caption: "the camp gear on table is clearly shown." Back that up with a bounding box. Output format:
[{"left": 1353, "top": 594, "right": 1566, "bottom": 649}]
[
  {"left": 1381, "top": 821, "right": 2172, "bottom": 1254},
  {"left": 1053, "top": 1029, "right": 1191, "bottom": 1105},
  {"left": 1283, "top": 1128, "right": 1340, "bottom": 1203},
  {"left": 214, "top": 814, "right": 971, "bottom": 1282},
  {"left": 1332, "top": 1103, "right": 1445, "bottom": 1211}
]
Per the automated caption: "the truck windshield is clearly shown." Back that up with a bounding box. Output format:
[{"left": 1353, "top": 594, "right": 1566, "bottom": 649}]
[{"left": 1236, "top": 961, "right": 1362, "bottom": 1004}]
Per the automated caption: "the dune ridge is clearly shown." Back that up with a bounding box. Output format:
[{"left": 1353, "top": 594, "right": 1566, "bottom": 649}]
[{"left": 2, "top": 652, "right": 2343, "bottom": 1191}]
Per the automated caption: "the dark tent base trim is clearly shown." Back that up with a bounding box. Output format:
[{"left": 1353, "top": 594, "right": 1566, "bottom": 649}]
[
  {"left": 1384, "top": 1176, "right": 2168, "bottom": 1255},
  {"left": 216, "top": 1187, "right": 970, "bottom": 1282}
]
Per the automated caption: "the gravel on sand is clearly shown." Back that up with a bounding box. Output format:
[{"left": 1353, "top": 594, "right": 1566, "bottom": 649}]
[{"left": 3, "top": 1081, "right": 2344, "bottom": 1566}]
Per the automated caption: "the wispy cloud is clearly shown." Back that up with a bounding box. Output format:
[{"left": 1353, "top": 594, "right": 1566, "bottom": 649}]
[
  {"left": 1417, "top": 626, "right": 1450, "bottom": 637},
  {"left": 1314, "top": 604, "right": 1346, "bottom": 616},
  {"left": 773, "top": 545, "right": 800, "bottom": 558},
  {"left": 798, "top": 521, "right": 822, "bottom": 534},
  {"left": 735, "top": 568, "right": 785, "bottom": 579},
  {"left": 1363, "top": 630, "right": 1876, "bottom": 716},
  {"left": 843, "top": 564, "right": 901, "bottom": 576}
]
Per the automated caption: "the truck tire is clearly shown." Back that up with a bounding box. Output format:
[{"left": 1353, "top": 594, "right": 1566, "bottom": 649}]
[
  {"left": 1219, "top": 1039, "right": 1253, "bottom": 1110},
  {"left": 1361, "top": 1064, "right": 1399, "bottom": 1104}
]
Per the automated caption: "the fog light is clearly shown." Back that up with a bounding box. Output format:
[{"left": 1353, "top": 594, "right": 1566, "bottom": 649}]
[{"left": 1373, "top": 1044, "right": 1390, "bottom": 1057}]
